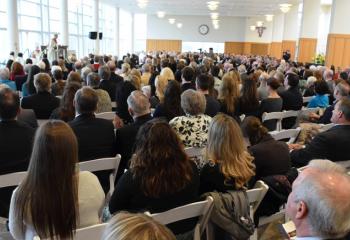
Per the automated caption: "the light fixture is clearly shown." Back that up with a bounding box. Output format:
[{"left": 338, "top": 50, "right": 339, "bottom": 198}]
[
  {"left": 265, "top": 14, "right": 274, "bottom": 22},
  {"left": 168, "top": 18, "right": 176, "bottom": 24},
  {"left": 210, "top": 12, "right": 219, "bottom": 20},
  {"left": 176, "top": 23, "right": 183, "bottom": 28},
  {"left": 250, "top": 22, "right": 266, "bottom": 37},
  {"left": 213, "top": 24, "right": 220, "bottom": 29},
  {"left": 157, "top": 11, "right": 165, "bottom": 18},
  {"left": 280, "top": 3, "right": 292, "bottom": 13},
  {"left": 137, "top": 0, "right": 148, "bottom": 8},
  {"left": 207, "top": 1, "right": 219, "bottom": 11}
]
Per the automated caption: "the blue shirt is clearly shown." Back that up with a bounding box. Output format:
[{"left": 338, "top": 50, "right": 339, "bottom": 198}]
[
  {"left": 0, "top": 79, "right": 16, "bottom": 91},
  {"left": 307, "top": 94, "right": 329, "bottom": 108}
]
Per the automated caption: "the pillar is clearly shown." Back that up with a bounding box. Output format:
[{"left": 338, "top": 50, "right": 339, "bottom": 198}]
[
  {"left": 7, "top": 0, "right": 20, "bottom": 55},
  {"left": 60, "top": 0, "right": 69, "bottom": 46},
  {"left": 93, "top": 0, "right": 100, "bottom": 55},
  {"left": 131, "top": 13, "right": 135, "bottom": 54},
  {"left": 270, "top": 13, "right": 285, "bottom": 58},
  {"left": 115, "top": 7, "right": 120, "bottom": 58},
  {"left": 282, "top": 4, "right": 299, "bottom": 60}
]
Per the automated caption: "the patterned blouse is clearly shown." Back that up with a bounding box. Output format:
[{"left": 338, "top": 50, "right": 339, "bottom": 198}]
[{"left": 170, "top": 114, "right": 212, "bottom": 148}]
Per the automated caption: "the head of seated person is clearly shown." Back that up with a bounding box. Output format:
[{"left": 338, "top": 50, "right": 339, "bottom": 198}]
[
  {"left": 314, "top": 80, "right": 330, "bottom": 96},
  {"left": 98, "top": 65, "right": 111, "bottom": 81},
  {"left": 284, "top": 72, "right": 299, "bottom": 89},
  {"left": 102, "top": 212, "right": 176, "bottom": 240},
  {"left": 181, "top": 66, "right": 195, "bottom": 83},
  {"left": 0, "top": 67, "right": 10, "bottom": 81},
  {"left": 0, "top": 88, "right": 20, "bottom": 121},
  {"left": 181, "top": 89, "right": 206, "bottom": 116},
  {"left": 241, "top": 116, "right": 269, "bottom": 146},
  {"left": 286, "top": 159, "right": 350, "bottom": 239},
  {"left": 34, "top": 73, "right": 52, "bottom": 93},
  {"left": 86, "top": 72, "right": 101, "bottom": 90},
  {"left": 334, "top": 80, "right": 350, "bottom": 101},
  {"left": 196, "top": 74, "right": 211, "bottom": 93},
  {"left": 74, "top": 86, "right": 98, "bottom": 115},
  {"left": 127, "top": 90, "right": 151, "bottom": 119}
]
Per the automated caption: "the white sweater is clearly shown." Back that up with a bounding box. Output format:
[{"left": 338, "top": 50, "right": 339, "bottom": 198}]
[{"left": 9, "top": 171, "right": 105, "bottom": 240}]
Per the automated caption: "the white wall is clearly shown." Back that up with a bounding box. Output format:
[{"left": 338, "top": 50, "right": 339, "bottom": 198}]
[
  {"left": 244, "top": 17, "right": 273, "bottom": 43},
  {"left": 317, "top": 5, "right": 331, "bottom": 53},
  {"left": 283, "top": 4, "right": 300, "bottom": 41},
  {"left": 272, "top": 13, "right": 285, "bottom": 42},
  {"left": 300, "top": 0, "right": 321, "bottom": 38},
  {"left": 147, "top": 15, "right": 246, "bottom": 42},
  {"left": 329, "top": 0, "right": 350, "bottom": 34}
]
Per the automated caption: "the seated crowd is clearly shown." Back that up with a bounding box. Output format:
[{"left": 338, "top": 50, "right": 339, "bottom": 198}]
[{"left": 1, "top": 50, "right": 350, "bottom": 239}]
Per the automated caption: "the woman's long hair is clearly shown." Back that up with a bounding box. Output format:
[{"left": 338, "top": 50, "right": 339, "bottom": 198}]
[
  {"left": 163, "top": 80, "right": 183, "bottom": 120},
  {"left": 14, "top": 121, "right": 79, "bottom": 239},
  {"left": 26, "top": 65, "right": 41, "bottom": 95},
  {"left": 207, "top": 114, "right": 255, "bottom": 189},
  {"left": 240, "top": 73, "right": 259, "bottom": 109},
  {"left": 218, "top": 73, "right": 240, "bottom": 114},
  {"left": 241, "top": 116, "right": 269, "bottom": 146},
  {"left": 57, "top": 82, "right": 81, "bottom": 122},
  {"left": 130, "top": 120, "right": 193, "bottom": 197}
]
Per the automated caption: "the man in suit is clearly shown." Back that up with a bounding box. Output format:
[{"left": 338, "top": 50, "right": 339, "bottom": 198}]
[
  {"left": 286, "top": 160, "right": 350, "bottom": 240},
  {"left": 290, "top": 98, "right": 350, "bottom": 167},
  {"left": 279, "top": 72, "right": 303, "bottom": 129},
  {"left": 181, "top": 66, "right": 196, "bottom": 92},
  {"left": 99, "top": 65, "right": 116, "bottom": 101},
  {"left": 196, "top": 74, "right": 220, "bottom": 117},
  {"left": 0, "top": 88, "right": 35, "bottom": 217},
  {"left": 107, "top": 60, "right": 124, "bottom": 86},
  {"left": 115, "top": 90, "right": 152, "bottom": 179},
  {"left": 21, "top": 73, "right": 60, "bottom": 119}
]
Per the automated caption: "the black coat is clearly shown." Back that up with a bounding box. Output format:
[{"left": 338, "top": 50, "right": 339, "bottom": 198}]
[
  {"left": 99, "top": 79, "right": 117, "bottom": 101},
  {"left": 279, "top": 87, "right": 303, "bottom": 129},
  {"left": 291, "top": 125, "right": 350, "bottom": 167},
  {"left": 21, "top": 91, "right": 60, "bottom": 119}
]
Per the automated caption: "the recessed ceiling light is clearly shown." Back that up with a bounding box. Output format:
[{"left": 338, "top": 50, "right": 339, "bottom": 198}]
[
  {"left": 265, "top": 14, "right": 274, "bottom": 22},
  {"left": 207, "top": 1, "right": 219, "bottom": 11},
  {"left": 210, "top": 12, "right": 219, "bottom": 20},
  {"left": 177, "top": 23, "right": 183, "bottom": 28},
  {"left": 280, "top": 3, "right": 292, "bottom": 13},
  {"left": 157, "top": 11, "right": 165, "bottom": 18},
  {"left": 168, "top": 18, "right": 176, "bottom": 24}
]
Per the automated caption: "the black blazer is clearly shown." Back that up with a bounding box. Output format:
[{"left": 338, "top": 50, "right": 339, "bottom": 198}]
[
  {"left": 69, "top": 113, "right": 116, "bottom": 161},
  {"left": 181, "top": 82, "right": 196, "bottom": 92},
  {"left": 17, "top": 109, "right": 38, "bottom": 129},
  {"left": 205, "top": 94, "right": 220, "bottom": 117},
  {"left": 115, "top": 114, "right": 153, "bottom": 179},
  {"left": 99, "top": 79, "right": 117, "bottom": 101},
  {"left": 21, "top": 91, "right": 60, "bottom": 119},
  {"left": 0, "top": 120, "right": 35, "bottom": 217},
  {"left": 249, "top": 134, "right": 291, "bottom": 181},
  {"left": 291, "top": 125, "right": 350, "bottom": 167},
  {"left": 110, "top": 72, "right": 124, "bottom": 85},
  {"left": 279, "top": 87, "right": 303, "bottom": 129}
]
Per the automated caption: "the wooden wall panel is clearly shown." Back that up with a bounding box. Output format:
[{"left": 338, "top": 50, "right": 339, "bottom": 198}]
[
  {"left": 243, "top": 43, "right": 252, "bottom": 55},
  {"left": 270, "top": 42, "right": 283, "bottom": 58},
  {"left": 298, "top": 38, "right": 317, "bottom": 63},
  {"left": 224, "top": 42, "right": 244, "bottom": 54},
  {"left": 282, "top": 40, "right": 296, "bottom": 60},
  {"left": 146, "top": 39, "right": 182, "bottom": 52},
  {"left": 326, "top": 34, "right": 350, "bottom": 69},
  {"left": 251, "top": 43, "right": 269, "bottom": 55}
]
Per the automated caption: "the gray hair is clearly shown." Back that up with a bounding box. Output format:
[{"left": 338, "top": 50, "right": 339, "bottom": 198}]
[
  {"left": 127, "top": 90, "right": 150, "bottom": 116},
  {"left": 294, "top": 160, "right": 350, "bottom": 239},
  {"left": 0, "top": 68, "right": 10, "bottom": 80},
  {"left": 181, "top": 89, "right": 206, "bottom": 115},
  {"left": 81, "top": 66, "right": 93, "bottom": 83},
  {"left": 323, "top": 69, "right": 333, "bottom": 80},
  {"left": 86, "top": 72, "right": 101, "bottom": 89},
  {"left": 98, "top": 65, "right": 111, "bottom": 80},
  {"left": 34, "top": 73, "right": 52, "bottom": 92}
]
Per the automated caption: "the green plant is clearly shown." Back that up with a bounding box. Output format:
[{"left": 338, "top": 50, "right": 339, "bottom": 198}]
[{"left": 312, "top": 53, "right": 325, "bottom": 65}]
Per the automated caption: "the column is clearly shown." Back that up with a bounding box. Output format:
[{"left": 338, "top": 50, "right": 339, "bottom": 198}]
[
  {"left": 93, "top": 0, "right": 100, "bottom": 55},
  {"left": 115, "top": 7, "right": 120, "bottom": 58},
  {"left": 131, "top": 13, "right": 135, "bottom": 54},
  {"left": 7, "top": 0, "right": 20, "bottom": 55},
  {"left": 326, "top": 0, "right": 350, "bottom": 68},
  {"left": 60, "top": 0, "right": 69, "bottom": 46},
  {"left": 270, "top": 13, "right": 285, "bottom": 58},
  {"left": 298, "top": 0, "right": 321, "bottom": 63},
  {"left": 282, "top": 4, "right": 299, "bottom": 60}
]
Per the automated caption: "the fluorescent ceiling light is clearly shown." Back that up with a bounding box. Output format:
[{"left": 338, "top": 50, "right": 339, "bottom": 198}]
[
  {"left": 177, "top": 23, "right": 183, "bottom": 28},
  {"left": 210, "top": 12, "right": 219, "bottom": 20},
  {"left": 157, "top": 11, "right": 165, "bottom": 18},
  {"left": 207, "top": 1, "right": 219, "bottom": 11},
  {"left": 168, "top": 18, "right": 176, "bottom": 24},
  {"left": 265, "top": 14, "right": 274, "bottom": 22},
  {"left": 280, "top": 3, "right": 292, "bottom": 13},
  {"left": 256, "top": 21, "right": 263, "bottom": 27}
]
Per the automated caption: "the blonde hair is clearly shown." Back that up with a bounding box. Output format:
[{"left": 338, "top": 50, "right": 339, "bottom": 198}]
[
  {"left": 207, "top": 114, "right": 255, "bottom": 189},
  {"left": 102, "top": 212, "right": 176, "bottom": 240},
  {"left": 218, "top": 73, "right": 239, "bottom": 113},
  {"left": 160, "top": 67, "right": 175, "bottom": 81},
  {"left": 155, "top": 75, "right": 168, "bottom": 103}
]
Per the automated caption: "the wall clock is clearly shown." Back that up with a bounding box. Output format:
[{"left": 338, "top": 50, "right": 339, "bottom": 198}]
[{"left": 199, "top": 24, "right": 209, "bottom": 35}]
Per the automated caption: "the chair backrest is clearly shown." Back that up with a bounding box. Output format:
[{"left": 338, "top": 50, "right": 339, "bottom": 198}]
[
  {"left": 95, "top": 112, "right": 115, "bottom": 121},
  {"left": 148, "top": 197, "right": 214, "bottom": 240},
  {"left": 319, "top": 123, "right": 335, "bottom": 132},
  {"left": 270, "top": 127, "right": 301, "bottom": 144},
  {"left": 303, "top": 96, "right": 313, "bottom": 104},
  {"left": 246, "top": 181, "right": 269, "bottom": 215},
  {"left": 262, "top": 112, "right": 283, "bottom": 131},
  {"left": 75, "top": 223, "right": 107, "bottom": 240},
  {"left": 79, "top": 154, "right": 121, "bottom": 196},
  {"left": 0, "top": 171, "right": 27, "bottom": 188}
]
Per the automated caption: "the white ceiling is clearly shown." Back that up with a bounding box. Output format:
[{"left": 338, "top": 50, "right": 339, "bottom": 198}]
[{"left": 107, "top": 0, "right": 303, "bottom": 17}]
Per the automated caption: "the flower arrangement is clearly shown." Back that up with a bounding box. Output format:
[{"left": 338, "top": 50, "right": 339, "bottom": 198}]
[{"left": 312, "top": 53, "right": 325, "bottom": 65}]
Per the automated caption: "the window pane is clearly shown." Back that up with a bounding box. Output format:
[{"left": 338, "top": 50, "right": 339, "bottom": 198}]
[
  {"left": 19, "top": 16, "right": 41, "bottom": 31},
  {"left": 49, "top": 20, "right": 60, "bottom": 33},
  {"left": 0, "top": 12, "right": 7, "bottom": 28},
  {"left": 19, "top": 1, "right": 40, "bottom": 16}
]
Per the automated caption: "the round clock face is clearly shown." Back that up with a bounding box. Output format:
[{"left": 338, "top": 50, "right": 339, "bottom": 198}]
[{"left": 199, "top": 24, "right": 209, "bottom": 35}]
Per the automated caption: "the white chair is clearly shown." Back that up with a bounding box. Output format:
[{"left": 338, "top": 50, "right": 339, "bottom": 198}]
[
  {"left": 75, "top": 223, "right": 107, "bottom": 240},
  {"left": 95, "top": 112, "right": 115, "bottom": 121},
  {"left": 37, "top": 119, "right": 50, "bottom": 126},
  {"left": 147, "top": 197, "right": 214, "bottom": 240},
  {"left": 262, "top": 112, "right": 283, "bottom": 131},
  {"left": 270, "top": 127, "right": 301, "bottom": 144},
  {"left": 111, "top": 101, "right": 117, "bottom": 108},
  {"left": 79, "top": 154, "right": 121, "bottom": 197},
  {"left": 0, "top": 171, "right": 27, "bottom": 188},
  {"left": 240, "top": 114, "right": 246, "bottom": 122},
  {"left": 246, "top": 181, "right": 269, "bottom": 240},
  {"left": 336, "top": 160, "right": 350, "bottom": 170},
  {"left": 303, "top": 96, "right": 313, "bottom": 104}
]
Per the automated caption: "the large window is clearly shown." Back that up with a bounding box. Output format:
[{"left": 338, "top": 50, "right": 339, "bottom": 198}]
[
  {"left": 134, "top": 14, "right": 147, "bottom": 54},
  {"left": 0, "top": 1, "right": 8, "bottom": 62},
  {"left": 99, "top": 3, "right": 116, "bottom": 55},
  {"left": 119, "top": 9, "right": 132, "bottom": 57}
]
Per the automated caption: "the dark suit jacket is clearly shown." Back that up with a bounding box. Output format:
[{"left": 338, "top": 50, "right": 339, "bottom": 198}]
[
  {"left": 181, "top": 82, "right": 196, "bottom": 92},
  {"left": 0, "top": 120, "right": 35, "bottom": 217},
  {"left": 69, "top": 113, "right": 116, "bottom": 192},
  {"left": 99, "top": 79, "right": 116, "bottom": 101},
  {"left": 204, "top": 94, "right": 220, "bottom": 117},
  {"left": 317, "top": 102, "right": 335, "bottom": 124},
  {"left": 291, "top": 125, "right": 350, "bottom": 167},
  {"left": 279, "top": 87, "right": 303, "bottom": 129},
  {"left": 115, "top": 114, "right": 153, "bottom": 179},
  {"left": 110, "top": 72, "right": 124, "bottom": 85},
  {"left": 14, "top": 74, "right": 27, "bottom": 91},
  {"left": 21, "top": 91, "right": 60, "bottom": 119}
]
